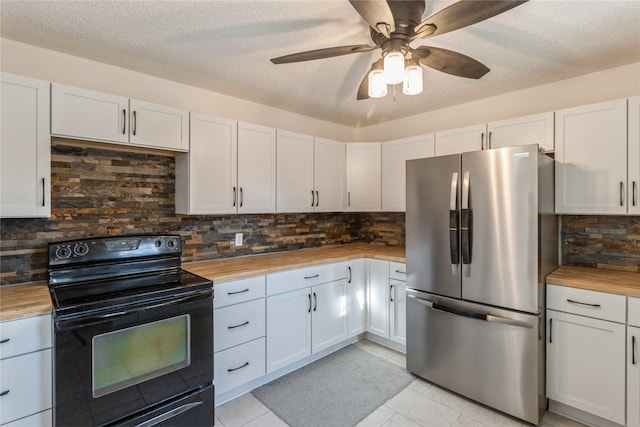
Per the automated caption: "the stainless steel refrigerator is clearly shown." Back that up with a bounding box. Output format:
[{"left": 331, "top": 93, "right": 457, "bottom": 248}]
[{"left": 405, "top": 144, "right": 557, "bottom": 425}]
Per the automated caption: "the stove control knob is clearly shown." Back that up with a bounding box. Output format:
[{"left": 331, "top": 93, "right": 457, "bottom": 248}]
[
  {"left": 155, "top": 239, "right": 164, "bottom": 248},
  {"left": 167, "top": 238, "right": 177, "bottom": 249},
  {"left": 55, "top": 246, "right": 72, "bottom": 259},
  {"left": 73, "top": 243, "right": 90, "bottom": 257}
]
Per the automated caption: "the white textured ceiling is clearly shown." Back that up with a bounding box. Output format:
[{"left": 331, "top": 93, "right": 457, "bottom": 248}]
[{"left": 1, "top": 0, "right": 639, "bottom": 127}]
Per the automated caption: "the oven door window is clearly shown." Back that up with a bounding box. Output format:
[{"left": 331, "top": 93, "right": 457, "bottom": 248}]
[{"left": 92, "top": 314, "right": 191, "bottom": 398}]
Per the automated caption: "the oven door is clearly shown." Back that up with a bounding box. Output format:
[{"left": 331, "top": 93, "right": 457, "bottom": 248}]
[{"left": 53, "top": 288, "right": 213, "bottom": 427}]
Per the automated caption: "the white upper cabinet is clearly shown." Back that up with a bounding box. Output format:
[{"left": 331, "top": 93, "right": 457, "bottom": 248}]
[
  {"left": 276, "top": 130, "right": 315, "bottom": 213},
  {"left": 434, "top": 123, "right": 486, "bottom": 156},
  {"left": 51, "top": 83, "right": 189, "bottom": 151},
  {"left": 382, "top": 134, "right": 434, "bottom": 211},
  {"left": 314, "top": 138, "right": 346, "bottom": 212},
  {"left": 629, "top": 95, "right": 640, "bottom": 215},
  {"left": 237, "top": 122, "right": 277, "bottom": 214},
  {"left": 555, "top": 99, "right": 628, "bottom": 214},
  {"left": 175, "top": 114, "right": 237, "bottom": 214},
  {"left": 1, "top": 73, "right": 51, "bottom": 218},
  {"left": 487, "top": 111, "right": 554, "bottom": 152},
  {"left": 346, "top": 142, "right": 381, "bottom": 211}
]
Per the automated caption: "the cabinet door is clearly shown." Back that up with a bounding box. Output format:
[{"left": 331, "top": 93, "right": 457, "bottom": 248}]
[
  {"left": 347, "top": 260, "right": 366, "bottom": 338},
  {"left": 389, "top": 279, "right": 406, "bottom": 346},
  {"left": 629, "top": 96, "right": 640, "bottom": 215},
  {"left": 314, "top": 138, "right": 346, "bottom": 212},
  {"left": 382, "top": 135, "right": 434, "bottom": 211},
  {"left": 487, "top": 111, "right": 554, "bottom": 152},
  {"left": 237, "top": 122, "right": 277, "bottom": 213},
  {"left": 546, "top": 310, "right": 625, "bottom": 425},
  {"left": 1, "top": 73, "right": 50, "bottom": 218},
  {"left": 346, "top": 143, "right": 381, "bottom": 211},
  {"left": 312, "top": 280, "right": 347, "bottom": 353},
  {"left": 266, "top": 288, "right": 311, "bottom": 373},
  {"left": 434, "top": 124, "right": 486, "bottom": 156},
  {"left": 366, "top": 259, "right": 390, "bottom": 339},
  {"left": 129, "top": 99, "right": 189, "bottom": 151},
  {"left": 51, "top": 83, "right": 128, "bottom": 144},
  {"left": 276, "top": 130, "right": 314, "bottom": 213},
  {"left": 555, "top": 99, "right": 627, "bottom": 214},
  {"left": 175, "top": 113, "right": 237, "bottom": 214},
  {"left": 630, "top": 325, "right": 640, "bottom": 427}
]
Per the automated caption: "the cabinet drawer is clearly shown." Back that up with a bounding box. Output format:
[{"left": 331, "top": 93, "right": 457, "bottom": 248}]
[
  {"left": 630, "top": 297, "right": 640, "bottom": 327},
  {"left": 215, "top": 337, "right": 265, "bottom": 396},
  {"left": 0, "top": 349, "right": 52, "bottom": 425},
  {"left": 389, "top": 262, "right": 406, "bottom": 281},
  {"left": 214, "top": 276, "right": 265, "bottom": 309},
  {"left": 3, "top": 409, "right": 52, "bottom": 427},
  {"left": 0, "top": 314, "right": 51, "bottom": 360},
  {"left": 214, "top": 299, "right": 265, "bottom": 352},
  {"left": 547, "top": 284, "right": 625, "bottom": 323},
  {"left": 267, "top": 262, "right": 346, "bottom": 296}
]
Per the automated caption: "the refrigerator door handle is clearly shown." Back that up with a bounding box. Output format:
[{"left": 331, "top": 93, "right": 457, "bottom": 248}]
[
  {"left": 408, "top": 295, "right": 534, "bottom": 329},
  {"left": 461, "top": 171, "right": 472, "bottom": 276},
  {"left": 449, "top": 172, "right": 460, "bottom": 274}
]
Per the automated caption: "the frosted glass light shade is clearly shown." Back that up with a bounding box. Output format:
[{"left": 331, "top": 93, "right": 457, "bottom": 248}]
[
  {"left": 403, "top": 64, "right": 423, "bottom": 95},
  {"left": 368, "top": 69, "right": 387, "bottom": 98},
  {"left": 384, "top": 52, "right": 405, "bottom": 85}
]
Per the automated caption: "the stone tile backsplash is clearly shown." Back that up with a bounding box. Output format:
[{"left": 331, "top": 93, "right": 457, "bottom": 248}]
[{"left": 0, "top": 144, "right": 404, "bottom": 285}]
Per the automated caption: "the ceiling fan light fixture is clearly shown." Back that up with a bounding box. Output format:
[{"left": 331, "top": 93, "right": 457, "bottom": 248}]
[
  {"left": 383, "top": 51, "right": 405, "bottom": 85},
  {"left": 368, "top": 69, "right": 388, "bottom": 98},
  {"left": 403, "top": 63, "right": 423, "bottom": 96}
]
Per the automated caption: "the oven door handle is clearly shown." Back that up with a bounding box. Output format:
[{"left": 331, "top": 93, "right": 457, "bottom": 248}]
[{"left": 55, "top": 289, "right": 213, "bottom": 330}]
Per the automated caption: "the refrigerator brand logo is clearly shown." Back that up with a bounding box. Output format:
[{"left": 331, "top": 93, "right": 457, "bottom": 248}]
[{"left": 513, "top": 152, "right": 530, "bottom": 158}]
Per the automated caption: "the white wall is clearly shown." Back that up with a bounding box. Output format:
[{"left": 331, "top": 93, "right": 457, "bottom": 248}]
[
  {"left": 355, "top": 62, "right": 640, "bottom": 141},
  {"left": 0, "top": 38, "right": 355, "bottom": 142},
  {"left": 2, "top": 38, "right": 639, "bottom": 144}
]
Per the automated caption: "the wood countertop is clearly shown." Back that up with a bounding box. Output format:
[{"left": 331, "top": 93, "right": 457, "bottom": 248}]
[
  {"left": 546, "top": 266, "right": 640, "bottom": 297},
  {"left": 183, "top": 243, "right": 406, "bottom": 283},
  {"left": 0, "top": 281, "right": 52, "bottom": 321}
]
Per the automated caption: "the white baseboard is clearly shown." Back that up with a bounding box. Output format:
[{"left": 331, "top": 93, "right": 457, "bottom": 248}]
[{"left": 548, "top": 400, "right": 624, "bottom": 427}]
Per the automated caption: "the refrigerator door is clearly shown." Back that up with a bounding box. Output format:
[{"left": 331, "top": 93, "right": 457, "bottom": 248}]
[
  {"left": 406, "top": 289, "right": 543, "bottom": 425},
  {"left": 406, "top": 154, "right": 461, "bottom": 299},
  {"left": 460, "top": 144, "right": 539, "bottom": 313}
]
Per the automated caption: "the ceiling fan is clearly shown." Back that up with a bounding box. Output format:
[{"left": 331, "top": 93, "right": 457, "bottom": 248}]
[{"left": 270, "top": 0, "right": 528, "bottom": 100}]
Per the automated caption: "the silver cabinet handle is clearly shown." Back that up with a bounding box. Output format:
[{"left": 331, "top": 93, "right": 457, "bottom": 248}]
[
  {"left": 395, "top": 269, "right": 406, "bottom": 274},
  {"left": 308, "top": 293, "right": 312, "bottom": 313},
  {"left": 566, "top": 299, "right": 601, "bottom": 308},
  {"left": 620, "top": 181, "right": 625, "bottom": 206},
  {"left": 488, "top": 131, "right": 492, "bottom": 149},
  {"left": 311, "top": 190, "right": 315, "bottom": 207},
  {"left": 41, "top": 178, "right": 46, "bottom": 207},
  {"left": 315, "top": 190, "right": 319, "bottom": 207},
  {"left": 232, "top": 187, "right": 237, "bottom": 207},
  {"left": 227, "top": 288, "right": 249, "bottom": 295},
  {"left": 239, "top": 187, "right": 244, "bottom": 207},
  {"left": 633, "top": 335, "right": 637, "bottom": 365},
  {"left": 0, "top": 338, "right": 10, "bottom": 344},
  {"left": 227, "top": 362, "right": 249, "bottom": 372},
  {"left": 481, "top": 132, "right": 485, "bottom": 150},
  {"left": 390, "top": 284, "right": 394, "bottom": 302},
  {"left": 634, "top": 181, "right": 638, "bottom": 206},
  {"left": 313, "top": 292, "right": 317, "bottom": 311},
  {"left": 549, "top": 318, "right": 552, "bottom": 343},
  {"left": 121, "top": 109, "right": 126, "bottom": 134},
  {"left": 348, "top": 266, "right": 352, "bottom": 283},
  {"left": 0, "top": 390, "right": 9, "bottom": 397},
  {"left": 348, "top": 191, "right": 351, "bottom": 207},
  {"left": 132, "top": 110, "right": 137, "bottom": 136},
  {"left": 227, "top": 321, "right": 249, "bottom": 330},
  {"left": 304, "top": 274, "right": 319, "bottom": 280}
]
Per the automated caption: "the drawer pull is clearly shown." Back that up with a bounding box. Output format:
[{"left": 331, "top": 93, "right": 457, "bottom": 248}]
[
  {"left": 566, "top": 299, "right": 601, "bottom": 308},
  {"left": 304, "top": 274, "right": 320, "bottom": 280},
  {"left": 227, "top": 288, "right": 250, "bottom": 296},
  {"left": 0, "top": 390, "right": 9, "bottom": 397},
  {"left": 227, "top": 321, "right": 250, "bottom": 330},
  {"left": 227, "top": 362, "right": 249, "bottom": 373},
  {"left": 0, "top": 338, "right": 9, "bottom": 344},
  {"left": 395, "top": 269, "right": 406, "bottom": 274}
]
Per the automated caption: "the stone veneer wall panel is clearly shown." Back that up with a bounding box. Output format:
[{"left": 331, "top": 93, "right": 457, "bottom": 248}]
[{"left": 562, "top": 215, "right": 640, "bottom": 272}]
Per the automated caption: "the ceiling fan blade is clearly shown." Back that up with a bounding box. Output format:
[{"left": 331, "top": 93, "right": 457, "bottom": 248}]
[
  {"left": 412, "top": 46, "right": 490, "bottom": 79},
  {"left": 349, "top": 0, "right": 395, "bottom": 38},
  {"left": 413, "top": 0, "right": 528, "bottom": 39},
  {"left": 271, "top": 45, "right": 377, "bottom": 64},
  {"left": 357, "top": 59, "right": 384, "bottom": 100}
]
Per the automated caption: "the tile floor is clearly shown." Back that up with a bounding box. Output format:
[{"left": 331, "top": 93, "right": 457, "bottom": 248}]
[{"left": 215, "top": 340, "right": 586, "bottom": 427}]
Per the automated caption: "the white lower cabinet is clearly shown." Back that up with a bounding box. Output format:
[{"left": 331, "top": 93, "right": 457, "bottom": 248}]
[
  {"left": 346, "top": 260, "right": 366, "bottom": 338},
  {"left": 311, "top": 280, "right": 348, "bottom": 353},
  {"left": 0, "top": 314, "right": 52, "bottom": 427},
  {"left": 389, "top": 279, "right": 406, "bottom": 346},
  {"left": 366, "top": 259, "right": 390, "bottom": 339},
  {"left": 546, "top": 285, "right": 626, "bottom": 425}
]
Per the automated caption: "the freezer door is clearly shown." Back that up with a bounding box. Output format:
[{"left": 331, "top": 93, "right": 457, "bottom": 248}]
[
  {"left": 406, "top": 289, "right": 543, "bottom": 425},
  {"left": 406, "top": 155, "right": 461, "bottom": 299},
  {"left": 460, "top": 144, "right": 539, "bottom": 313}
]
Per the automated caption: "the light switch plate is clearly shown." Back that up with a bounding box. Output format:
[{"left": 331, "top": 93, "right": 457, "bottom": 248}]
[{"left": 235, "top": 233, "right": 243, "bottom": 246}]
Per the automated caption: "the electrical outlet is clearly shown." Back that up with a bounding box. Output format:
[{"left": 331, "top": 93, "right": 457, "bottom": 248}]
[{"left": 235, "top": 233, "right": 243, "bottom": 247}]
